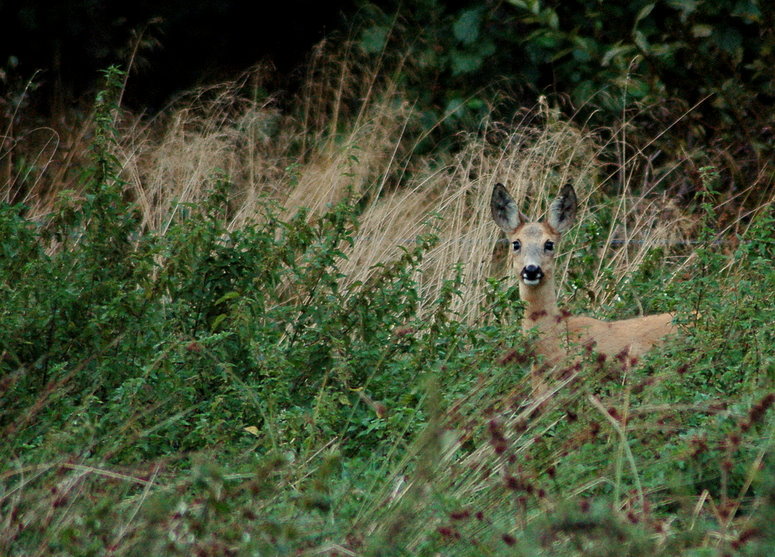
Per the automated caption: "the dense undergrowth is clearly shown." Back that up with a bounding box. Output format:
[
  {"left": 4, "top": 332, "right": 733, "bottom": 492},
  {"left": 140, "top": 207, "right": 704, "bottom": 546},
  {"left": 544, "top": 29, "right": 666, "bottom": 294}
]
[{"left": 1, "top": 67, "right": 773, "bottom": 555}]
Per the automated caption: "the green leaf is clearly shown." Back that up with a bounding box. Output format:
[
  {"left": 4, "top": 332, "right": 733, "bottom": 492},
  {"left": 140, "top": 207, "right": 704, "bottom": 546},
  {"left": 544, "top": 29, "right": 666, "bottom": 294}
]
[
  {"left": 215, "top": 291, "right": 240, "bottom": 305},
  {"left": 211, "top": 313, "right": 228, "bottom": 331},
  {"left": 478, "top": 40, "right": 496, "bottom": 57},
  {"left": 572, "top": 47, "right": 591, "bottom": 63},
  {"left": 466, "top": 97, "right": 486, "bottom": 111},
  {"left": 453, "top": 8, "right": 482, "bottom": 45},
  {"left": 541, "top": 8, "right": 559, "bottom": 30},
  {"left": 713, "top": 27, "right": 743, "bottom": 55},
  {"left": 601, "top": 44, "right": 636, "bottom": 67},
  {"left": 634, "top": 3, "right": 655, "bottom": 25},
  {"left": 691, "top": 24, "right": 713, "bottom": 38},
  {"left": 666, "top": 0, "right": 698, "bottom": 18},
  {"left": 360, "top": 25, "right": 389, "bottom": 54},
  {"left": 731, "top": 0, "right": 761, "bottom": 22},
  {"left": 505, "top": 0, "right": 530, "bottom": 10},
  {"left": 450, "top": 51, "right": 483, "bottom": 75},
  {"left": 444, "top": 98, "right": 465, "bottom": 118},
  {"left": 527, "top": 28, "right": 563, "bottom": 50},
  {"left": 623, "top": 77, "right": 650, "bottom": 99},
  {"left": 633, "top": 29, "right": 650, "bottom": 52}
]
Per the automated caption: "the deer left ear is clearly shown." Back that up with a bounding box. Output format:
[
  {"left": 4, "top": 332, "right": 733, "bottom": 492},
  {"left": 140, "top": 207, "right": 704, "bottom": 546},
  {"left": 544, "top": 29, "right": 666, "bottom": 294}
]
[
  {"left": 491, "top": 183, "right": 524, "bottom": 234},
  {"left": 548, "top": 183, "right": 577, "bottom": 234}
]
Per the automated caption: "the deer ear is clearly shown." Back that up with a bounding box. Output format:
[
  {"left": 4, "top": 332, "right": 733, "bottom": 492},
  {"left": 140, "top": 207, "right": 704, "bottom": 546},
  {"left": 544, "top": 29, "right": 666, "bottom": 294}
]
[
  {"left": 548, "top": 183, "right": 577, "bottom": 234},
  {"left": 491, "top": 183, "right": 524, "bottom": 233}
]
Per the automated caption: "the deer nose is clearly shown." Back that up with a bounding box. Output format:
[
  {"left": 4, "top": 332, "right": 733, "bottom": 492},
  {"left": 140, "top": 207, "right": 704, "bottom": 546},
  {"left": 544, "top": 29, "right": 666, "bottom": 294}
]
[{"left": 521, "top": 265, "right": 544, "bottom": 284}]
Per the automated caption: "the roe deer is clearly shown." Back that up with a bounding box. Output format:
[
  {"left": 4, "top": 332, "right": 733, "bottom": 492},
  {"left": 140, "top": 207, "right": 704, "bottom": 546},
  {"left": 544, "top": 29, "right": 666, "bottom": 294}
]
[{"left": 490, "top": 182, "right": 676, "bottom": 388}]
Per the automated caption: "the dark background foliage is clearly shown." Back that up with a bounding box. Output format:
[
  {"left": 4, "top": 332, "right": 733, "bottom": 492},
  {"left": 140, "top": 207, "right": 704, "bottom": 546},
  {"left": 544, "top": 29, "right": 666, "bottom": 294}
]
[
  {"left": 2, "top": 0, "right": 772, "bottom": 201},
  {"left": 352, "top": 0, "right": 774, "bottom": 199},
  {"left": 1, "top": 0, "right": 354, "bottom": 110}
]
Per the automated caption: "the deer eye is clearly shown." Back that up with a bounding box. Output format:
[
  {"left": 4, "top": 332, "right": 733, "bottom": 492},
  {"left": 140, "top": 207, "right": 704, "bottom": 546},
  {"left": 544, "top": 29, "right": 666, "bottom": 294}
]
[
  {"left": 544, "top": 240, "right": 555, "bottom": 252},
  {"left": 512, "top": 240, "right": 521, "bottom": 251}
]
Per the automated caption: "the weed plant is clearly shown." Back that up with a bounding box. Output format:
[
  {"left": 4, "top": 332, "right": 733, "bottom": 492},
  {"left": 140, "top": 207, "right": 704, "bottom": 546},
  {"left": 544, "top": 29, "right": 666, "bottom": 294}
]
[{"left": 1, "top": 66, "right": 773, "bottom": 555}]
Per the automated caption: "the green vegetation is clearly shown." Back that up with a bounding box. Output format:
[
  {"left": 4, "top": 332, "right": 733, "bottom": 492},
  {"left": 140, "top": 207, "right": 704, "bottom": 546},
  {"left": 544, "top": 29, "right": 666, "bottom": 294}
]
[
  {"left": 356, "top": 0, "right": 773, "bottom": 201},
  {"left": 1, "top": 48, "right": 773, "bottom": 557}
]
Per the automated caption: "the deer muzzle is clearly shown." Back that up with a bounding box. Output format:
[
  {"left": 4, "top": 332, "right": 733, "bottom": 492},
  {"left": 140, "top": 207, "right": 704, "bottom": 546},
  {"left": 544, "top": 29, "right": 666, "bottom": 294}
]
[{"left": 521, "top": 264, "right": 544, "bottom": 286}]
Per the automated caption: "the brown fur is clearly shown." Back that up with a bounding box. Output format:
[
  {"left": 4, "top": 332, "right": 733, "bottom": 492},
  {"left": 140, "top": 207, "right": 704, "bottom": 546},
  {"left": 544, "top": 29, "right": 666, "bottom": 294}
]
[{"left": 491, "top": 183, "right": 676, "bottom": 390}]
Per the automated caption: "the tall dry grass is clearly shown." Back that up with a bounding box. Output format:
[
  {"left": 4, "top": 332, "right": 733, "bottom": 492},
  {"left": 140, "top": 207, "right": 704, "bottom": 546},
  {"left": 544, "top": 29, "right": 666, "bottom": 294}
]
[{"left": 1, "top": 43, "right": 726, "bottom": 324}]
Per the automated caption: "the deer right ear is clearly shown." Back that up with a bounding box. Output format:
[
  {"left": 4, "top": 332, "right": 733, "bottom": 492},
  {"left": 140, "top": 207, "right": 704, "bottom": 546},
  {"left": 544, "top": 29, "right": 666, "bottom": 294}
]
[
  {"left": 548, "top": 183, "right": 577, "bottom": 234},
  {"left": 491, "top": 183, "right": 523, "bottom": 233}
]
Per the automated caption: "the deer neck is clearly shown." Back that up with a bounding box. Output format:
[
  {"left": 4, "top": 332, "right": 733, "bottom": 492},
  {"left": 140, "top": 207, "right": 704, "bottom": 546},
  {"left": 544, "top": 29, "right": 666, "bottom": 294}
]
[
  {"left": 519, "top": 277, "right": 569, "bottom": 362},
  {"left": 519, "top": 278, "right": 561, "bottom": 332}
]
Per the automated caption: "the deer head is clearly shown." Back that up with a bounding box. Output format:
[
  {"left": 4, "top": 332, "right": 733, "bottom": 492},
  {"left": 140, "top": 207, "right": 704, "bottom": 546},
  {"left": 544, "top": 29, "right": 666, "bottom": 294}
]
[{"left": 490, "top": 183, "right": 577, "bottom": 287}]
